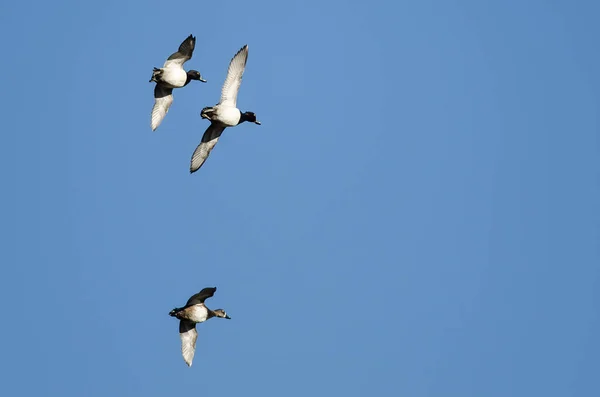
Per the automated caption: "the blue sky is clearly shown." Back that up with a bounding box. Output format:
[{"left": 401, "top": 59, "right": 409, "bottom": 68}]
[{"left": 1, "top": 0, "right": 599, "bottom": 396}]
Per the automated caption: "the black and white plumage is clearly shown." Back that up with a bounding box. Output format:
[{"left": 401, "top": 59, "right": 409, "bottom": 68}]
[
  {"left": 168, "top": 287, "right": 231, "bottom": 367},
  {"left": 190, "top": 45, "right": 261, "bottom": 173},
  {"left": 150, "top": 34, "right": 206, "bottom": 131}
]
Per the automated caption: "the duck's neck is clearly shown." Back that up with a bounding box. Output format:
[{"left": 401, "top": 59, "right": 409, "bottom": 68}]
[
  {"left": 238, "top": 111, "right": 250, "bottom": 124},
  {"left": 184, "top": 72, "right": 195, "bottom": 86}
]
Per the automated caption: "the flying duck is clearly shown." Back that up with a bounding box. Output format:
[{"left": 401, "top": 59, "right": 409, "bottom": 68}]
[
  {"left": 169, "top": 287, "right": 231, "bottom": 367},
  {"left": 190, "top": 44, "right": 261, "bottom": 173},
  {"left": 150, "top": 34, "right": 207, "bottom": 131}
]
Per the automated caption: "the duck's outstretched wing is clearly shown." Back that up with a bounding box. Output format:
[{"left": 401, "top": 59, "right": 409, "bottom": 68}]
[
  {"left": 151, "top": 85, "right": 174, "bottom": 131},
  {"left": 190, "top": 124, "right": 226, "bottom": 173},
  {"left": 219, "top": 45, "right": 248, "bottom": 108},
  {"left": 163, "top": 34, "right": 196, "bottom": 68},
  {"left": 185, "top": 287, "right": 217, "bottom": 306},
  {"left": 179, "top": 320, "right": 198, "bottom": 367}
]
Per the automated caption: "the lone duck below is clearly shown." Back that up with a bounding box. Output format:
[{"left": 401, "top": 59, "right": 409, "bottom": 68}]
[{"left": 169, "top": 287, "right": 230, "bottom": 367}]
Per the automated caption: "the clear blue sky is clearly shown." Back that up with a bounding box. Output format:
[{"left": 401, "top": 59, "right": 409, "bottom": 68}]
[{"left": 1, "top": 1, "right": 598, "bottom": 396}]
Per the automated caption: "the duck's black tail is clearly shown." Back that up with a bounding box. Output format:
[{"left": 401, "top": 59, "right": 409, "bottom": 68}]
[
  {"left": 169, "top": 307, "right": 183, "bottom": 317},
  {"left": 149, "top": 67, "right": 162, "bottom": 83}
]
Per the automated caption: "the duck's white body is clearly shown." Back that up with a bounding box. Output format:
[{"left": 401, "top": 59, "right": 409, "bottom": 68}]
[
  {"left": 201, "top": 106, "right": 241, "bottom": 127},
  {"left": 158, "top": 67, "right": 188, "bottom": 88},
  {"left": 188, "top": 305, "right": 209, "bottom": 323}
]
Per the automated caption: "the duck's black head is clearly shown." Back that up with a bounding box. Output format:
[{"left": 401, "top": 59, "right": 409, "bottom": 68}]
[
  {"left": 186, "top": 70, "right": 207, "bottom": 84},
  {"left": 212, "top": 309, "right": 231, "bottom": 319},
  {"left": 239, "top": 111, "right": 261, "bottom": 125}
]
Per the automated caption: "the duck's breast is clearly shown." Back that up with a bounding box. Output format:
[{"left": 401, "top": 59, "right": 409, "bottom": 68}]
[
  {"left": 215, "top": 107, "right": 241, "bottom": 127},
  {"left": 188, "top": 305, "right": 209, "bottom": 323},
  {"left": 159, "top": 67, "right": 187, "bottom": 88}
]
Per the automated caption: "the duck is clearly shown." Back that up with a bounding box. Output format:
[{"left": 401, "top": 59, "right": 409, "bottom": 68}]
[
  {"left": 190, "top": 44, "right": 261, "bottom": 173},
  {"left": 169, "top": 287, "right": 231, "bottom": 367},
  {"left": 150, "top": 34, "right": 207, "bottom": 131}
]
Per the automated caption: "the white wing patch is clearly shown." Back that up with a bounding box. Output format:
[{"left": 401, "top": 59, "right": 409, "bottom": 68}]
[
  {"left": 163, "top": 58, "right": 189, "bottom": 70},
  {"left": 220, "top": 45, "right": 248, "bottom": 108},
  {"left": 179, "top": 320, "right": 198, "bottom": 367},
  {"left": 190, "top": 124, "right": 226, "bottom": 173},
  {"left": 151, "top": 85, "right": 174, "bottom": 131}
]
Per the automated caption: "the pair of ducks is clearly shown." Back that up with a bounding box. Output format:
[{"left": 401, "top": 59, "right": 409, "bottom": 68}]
[{"left": 150, "top": 35, "right": 261, "bottom": 173}]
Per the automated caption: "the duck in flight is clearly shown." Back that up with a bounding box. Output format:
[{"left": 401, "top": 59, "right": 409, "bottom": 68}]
[
  {"left": 169, "top": 287, "right": 231, "bottom": 367},
  {"left": 150, "top": 34, "right": 207, "bottom": 131},
  {"left": 190, "top": 44, "right": 261, "bottom": 173}
]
